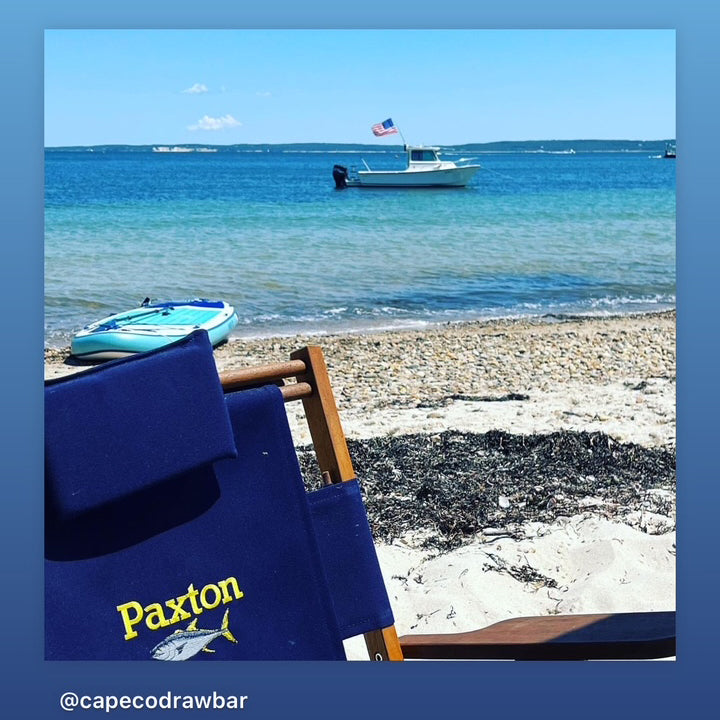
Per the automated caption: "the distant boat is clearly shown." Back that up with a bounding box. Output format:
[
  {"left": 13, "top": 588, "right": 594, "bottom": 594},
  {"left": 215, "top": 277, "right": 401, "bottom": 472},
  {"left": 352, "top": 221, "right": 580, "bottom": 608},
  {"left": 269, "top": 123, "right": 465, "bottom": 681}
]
[
  {"left": 70, "top": 299, "right": 238, "bottom": 361},
  {"left": 152, "top": 146, "right": 217, "bottom": 153},
  {"left": 153, "top": 146, "right": 194, "bottom": 153},
  {"left": 332, "top": 145, "right": 481, "bottom": 188},
  {"left": 663, "top": 143, "right": 676, "bottom": 159},
  {"left": 535, "top": 147, "right": 576, "bottom": 154}
]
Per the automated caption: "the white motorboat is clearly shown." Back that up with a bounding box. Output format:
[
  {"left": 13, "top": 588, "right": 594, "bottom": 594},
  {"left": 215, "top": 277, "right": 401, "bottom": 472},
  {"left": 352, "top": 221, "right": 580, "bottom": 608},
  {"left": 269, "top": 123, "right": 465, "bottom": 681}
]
[{"left": 333, "top": 145, "right": 481, "bottom": 188}]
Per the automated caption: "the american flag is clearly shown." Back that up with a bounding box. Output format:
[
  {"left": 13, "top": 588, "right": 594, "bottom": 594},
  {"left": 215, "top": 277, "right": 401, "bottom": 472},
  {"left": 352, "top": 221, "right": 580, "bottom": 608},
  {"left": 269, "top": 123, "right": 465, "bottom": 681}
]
[{"left": 372, "top": 118, "right": 398, "bottom": 137}]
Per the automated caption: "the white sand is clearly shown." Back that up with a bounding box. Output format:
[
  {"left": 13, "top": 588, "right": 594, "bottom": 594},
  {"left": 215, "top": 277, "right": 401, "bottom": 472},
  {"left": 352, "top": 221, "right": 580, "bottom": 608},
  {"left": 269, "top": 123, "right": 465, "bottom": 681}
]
[
  {"left": 336, "top": 372, "right": 675, "bottom": 659},
  {"left": 285, "top": 375, "right": 675, "bottom": 448},
  {"left": 344, "top": 514, "right": 675, "bottom": 659}
]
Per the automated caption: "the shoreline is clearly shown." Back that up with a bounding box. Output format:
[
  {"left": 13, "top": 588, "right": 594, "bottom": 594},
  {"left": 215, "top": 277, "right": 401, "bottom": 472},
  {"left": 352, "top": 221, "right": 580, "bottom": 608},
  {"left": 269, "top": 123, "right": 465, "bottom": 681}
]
[
  {"left": 44, "top": 306, "right": 675, "bottom": 352},
  {"left": 219, "top": 306, "right": 677, "bottom": 343}
]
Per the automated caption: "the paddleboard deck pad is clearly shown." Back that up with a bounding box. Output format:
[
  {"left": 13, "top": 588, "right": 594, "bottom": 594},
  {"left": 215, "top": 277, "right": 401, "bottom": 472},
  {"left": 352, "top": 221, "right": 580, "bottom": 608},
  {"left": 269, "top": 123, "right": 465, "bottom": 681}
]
[{"left": 70, "top": 299, "right": 239, "bottom": 361}]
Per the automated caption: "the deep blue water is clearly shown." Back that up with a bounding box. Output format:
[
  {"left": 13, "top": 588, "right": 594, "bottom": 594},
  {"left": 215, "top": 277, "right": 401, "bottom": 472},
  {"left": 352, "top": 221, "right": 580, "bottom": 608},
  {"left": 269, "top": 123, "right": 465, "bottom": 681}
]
[{"left": 44, "top": 147, "right": 675, "bottom": 346}]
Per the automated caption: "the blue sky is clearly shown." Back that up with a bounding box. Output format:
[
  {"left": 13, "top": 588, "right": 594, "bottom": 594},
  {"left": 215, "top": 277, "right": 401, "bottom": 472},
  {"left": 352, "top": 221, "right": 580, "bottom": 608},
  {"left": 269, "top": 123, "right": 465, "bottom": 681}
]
[{"left": 44, "top": 29, "right": 675, "bottom": 146}]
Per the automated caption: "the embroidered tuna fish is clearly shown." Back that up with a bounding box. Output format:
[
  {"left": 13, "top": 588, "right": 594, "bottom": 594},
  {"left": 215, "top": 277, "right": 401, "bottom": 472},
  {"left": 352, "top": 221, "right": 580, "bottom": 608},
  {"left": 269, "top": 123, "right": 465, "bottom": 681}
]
[{"left": 151, "top": 609, "right": 237, "bottom": 661}]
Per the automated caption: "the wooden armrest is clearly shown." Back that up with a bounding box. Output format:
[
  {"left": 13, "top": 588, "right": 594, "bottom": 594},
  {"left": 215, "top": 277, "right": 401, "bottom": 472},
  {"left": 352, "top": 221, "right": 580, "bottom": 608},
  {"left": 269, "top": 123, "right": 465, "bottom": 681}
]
[{"left": 399, "top": 611, "right": 675, "bottom": 660}]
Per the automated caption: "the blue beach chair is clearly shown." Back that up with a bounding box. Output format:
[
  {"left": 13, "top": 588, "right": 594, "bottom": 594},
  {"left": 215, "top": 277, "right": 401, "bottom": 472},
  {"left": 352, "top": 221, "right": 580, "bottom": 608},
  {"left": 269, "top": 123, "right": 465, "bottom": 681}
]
[{"left": 45, "top": 331, "right": 675, "bottom": 660}]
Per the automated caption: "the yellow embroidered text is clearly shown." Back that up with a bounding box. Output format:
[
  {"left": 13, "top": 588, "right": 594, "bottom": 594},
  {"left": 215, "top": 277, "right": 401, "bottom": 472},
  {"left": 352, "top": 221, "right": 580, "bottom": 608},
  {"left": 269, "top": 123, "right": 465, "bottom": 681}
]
[{"left": 116, "top": 577, "right": 244, "bottom": 640}]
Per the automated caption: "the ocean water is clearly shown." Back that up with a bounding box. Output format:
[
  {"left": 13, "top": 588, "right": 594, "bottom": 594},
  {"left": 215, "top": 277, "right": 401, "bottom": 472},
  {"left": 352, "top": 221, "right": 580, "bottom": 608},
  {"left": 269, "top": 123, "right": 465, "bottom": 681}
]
[{"left": 44, "top": 147, "right": 676, "bottom": 347}]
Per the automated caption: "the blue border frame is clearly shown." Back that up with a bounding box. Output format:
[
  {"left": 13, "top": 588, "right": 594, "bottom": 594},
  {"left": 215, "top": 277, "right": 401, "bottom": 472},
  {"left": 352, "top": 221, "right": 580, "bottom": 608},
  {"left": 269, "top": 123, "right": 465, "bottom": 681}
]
[{"left": 2, "top": 3, "right": 715, "bottom": 717}]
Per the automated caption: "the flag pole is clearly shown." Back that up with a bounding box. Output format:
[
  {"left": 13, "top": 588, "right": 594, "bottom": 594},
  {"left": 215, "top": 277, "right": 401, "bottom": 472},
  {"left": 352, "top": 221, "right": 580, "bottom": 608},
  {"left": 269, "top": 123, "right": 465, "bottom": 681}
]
[{"left": 395, "top": 121, "right": 407, "bottom": 150}]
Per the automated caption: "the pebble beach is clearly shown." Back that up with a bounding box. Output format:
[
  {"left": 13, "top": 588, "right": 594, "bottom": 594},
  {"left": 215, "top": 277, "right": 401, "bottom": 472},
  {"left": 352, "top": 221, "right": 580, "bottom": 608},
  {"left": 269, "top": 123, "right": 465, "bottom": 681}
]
[
  {"left": 44, "top": 310, "right": 677, "bottom": 659},
  {"left": 45, "top": 309, "right": 676, "bottom": 444}
]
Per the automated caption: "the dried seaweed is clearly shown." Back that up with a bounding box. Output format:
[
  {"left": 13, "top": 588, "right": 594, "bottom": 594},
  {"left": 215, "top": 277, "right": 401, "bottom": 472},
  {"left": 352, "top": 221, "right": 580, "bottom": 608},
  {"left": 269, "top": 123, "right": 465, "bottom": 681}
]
[
  {"left": 482, "top": 553, "right": 559, "bottom": 588},
  {"left": 297, "top": 430, "right": 675, "bottom": 552}
]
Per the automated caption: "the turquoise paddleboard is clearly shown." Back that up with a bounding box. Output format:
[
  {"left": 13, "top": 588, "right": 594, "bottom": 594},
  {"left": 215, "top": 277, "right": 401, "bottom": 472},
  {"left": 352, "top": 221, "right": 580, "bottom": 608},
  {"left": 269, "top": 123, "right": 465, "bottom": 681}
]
[{"left": 70, "top": 299, "right": 239, "bottom": 360}]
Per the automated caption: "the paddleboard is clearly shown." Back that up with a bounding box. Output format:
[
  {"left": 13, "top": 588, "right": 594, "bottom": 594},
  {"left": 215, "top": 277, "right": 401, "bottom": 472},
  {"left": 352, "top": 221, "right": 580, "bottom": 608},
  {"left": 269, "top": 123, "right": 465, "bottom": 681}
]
[{"left": 70, "top": 299, "right": 239, "bottom": 361}]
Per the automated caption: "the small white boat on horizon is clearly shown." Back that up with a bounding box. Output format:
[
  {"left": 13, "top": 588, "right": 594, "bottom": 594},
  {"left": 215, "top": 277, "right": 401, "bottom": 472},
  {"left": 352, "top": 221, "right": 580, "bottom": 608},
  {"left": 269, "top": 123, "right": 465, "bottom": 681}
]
[{"left": 333, "top": 145, "right": 482, "bottom": 189}]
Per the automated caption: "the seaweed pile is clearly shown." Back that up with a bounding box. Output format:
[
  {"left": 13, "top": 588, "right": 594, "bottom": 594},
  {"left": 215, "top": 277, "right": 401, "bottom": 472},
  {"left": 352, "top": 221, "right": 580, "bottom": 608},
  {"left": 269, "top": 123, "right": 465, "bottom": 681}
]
[{"left": 297, "top": 430, "right": 676, "bottom": 552}]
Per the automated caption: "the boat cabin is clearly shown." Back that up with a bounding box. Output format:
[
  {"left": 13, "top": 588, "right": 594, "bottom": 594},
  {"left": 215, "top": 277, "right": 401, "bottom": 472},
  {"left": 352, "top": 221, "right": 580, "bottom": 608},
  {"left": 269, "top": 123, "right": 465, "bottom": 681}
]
[
  {"left": 405, "top": 145, "right": 458, "bottom": 171},
  {"left": 408, "top": 147, "right": 441, "bottom": 163}
]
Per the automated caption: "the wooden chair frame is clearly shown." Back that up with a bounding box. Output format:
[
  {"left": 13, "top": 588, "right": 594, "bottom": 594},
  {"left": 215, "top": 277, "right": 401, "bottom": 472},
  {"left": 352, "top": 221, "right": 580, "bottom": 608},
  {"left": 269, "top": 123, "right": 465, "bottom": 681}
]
[{"left": 219, "top": 346, "right": 675, "bottom": 661}]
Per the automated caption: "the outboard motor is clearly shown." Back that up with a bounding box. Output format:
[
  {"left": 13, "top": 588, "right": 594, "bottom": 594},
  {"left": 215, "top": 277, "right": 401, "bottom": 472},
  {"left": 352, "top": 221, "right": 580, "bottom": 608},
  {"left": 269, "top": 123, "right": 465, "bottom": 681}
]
[{"left": 332, "top": 164, "right": 349, "bottom": 189}]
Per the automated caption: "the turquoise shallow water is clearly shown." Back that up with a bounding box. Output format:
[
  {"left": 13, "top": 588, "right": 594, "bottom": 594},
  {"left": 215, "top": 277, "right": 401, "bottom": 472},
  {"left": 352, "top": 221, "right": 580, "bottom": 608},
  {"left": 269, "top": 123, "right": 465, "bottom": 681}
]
[{"left": 44, "top": 147, "right": 675, "bottom": 347}]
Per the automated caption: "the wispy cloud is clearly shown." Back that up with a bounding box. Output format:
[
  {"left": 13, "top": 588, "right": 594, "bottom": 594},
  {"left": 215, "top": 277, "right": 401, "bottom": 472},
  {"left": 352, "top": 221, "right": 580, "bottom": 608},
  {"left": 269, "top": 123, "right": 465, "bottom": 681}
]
[
  {"left": 182, "top": 83, "right": 209, "bottom": 94},
  {"left": 256, "top": 90, "right": 272, "bottom": 97},
  {"left": 188, "top": 114, "right": 242, "bottom": 131}
]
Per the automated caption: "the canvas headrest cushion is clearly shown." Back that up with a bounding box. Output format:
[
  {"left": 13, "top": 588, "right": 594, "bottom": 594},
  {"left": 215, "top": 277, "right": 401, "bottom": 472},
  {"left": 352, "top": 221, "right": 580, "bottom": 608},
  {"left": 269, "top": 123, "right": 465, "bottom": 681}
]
[{"left": 45, "top": 330, "right": 237, "bottom": 521}]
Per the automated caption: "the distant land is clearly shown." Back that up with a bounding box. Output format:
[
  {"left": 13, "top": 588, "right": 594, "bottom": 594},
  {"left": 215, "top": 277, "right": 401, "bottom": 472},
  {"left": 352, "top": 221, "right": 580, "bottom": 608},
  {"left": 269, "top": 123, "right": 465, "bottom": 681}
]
[{"left": 46, "top": 139, "right": 675, "bottom": 154}]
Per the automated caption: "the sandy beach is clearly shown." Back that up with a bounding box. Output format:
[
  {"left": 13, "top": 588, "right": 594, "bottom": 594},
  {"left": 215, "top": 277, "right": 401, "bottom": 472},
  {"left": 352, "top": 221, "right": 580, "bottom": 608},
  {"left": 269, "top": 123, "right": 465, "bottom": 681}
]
[{"left": 44, "top": 311, "right": 676, "bottom": 659}]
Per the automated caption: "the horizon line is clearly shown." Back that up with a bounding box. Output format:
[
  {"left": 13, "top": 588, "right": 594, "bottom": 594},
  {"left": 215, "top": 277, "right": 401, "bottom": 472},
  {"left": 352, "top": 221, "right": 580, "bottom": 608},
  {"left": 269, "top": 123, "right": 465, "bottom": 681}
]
[{"left": 45, "top": 138, "right": 677, "bottom": 150}]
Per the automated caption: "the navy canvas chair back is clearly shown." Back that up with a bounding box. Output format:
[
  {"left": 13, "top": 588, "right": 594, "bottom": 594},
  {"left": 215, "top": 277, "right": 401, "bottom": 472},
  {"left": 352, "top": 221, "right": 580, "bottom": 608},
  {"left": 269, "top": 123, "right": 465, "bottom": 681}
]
[{"left": 45, "top": 331, "right": 394, "bottom": 660}]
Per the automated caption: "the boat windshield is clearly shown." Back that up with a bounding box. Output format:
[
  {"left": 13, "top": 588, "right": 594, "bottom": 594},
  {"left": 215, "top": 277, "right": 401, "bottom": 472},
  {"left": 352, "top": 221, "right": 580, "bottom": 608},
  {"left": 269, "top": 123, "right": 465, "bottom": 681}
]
[{"left": 410, "top": 149, "right": 439, "bottom": 162}]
